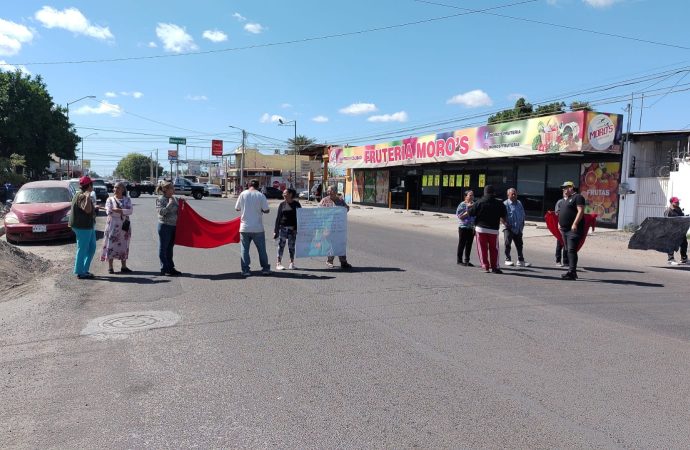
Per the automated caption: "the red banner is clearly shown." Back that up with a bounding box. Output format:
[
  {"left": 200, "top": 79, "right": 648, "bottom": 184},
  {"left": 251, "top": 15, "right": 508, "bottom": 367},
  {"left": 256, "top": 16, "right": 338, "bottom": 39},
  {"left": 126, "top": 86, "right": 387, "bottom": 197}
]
[{"left": 175, "top": 199, "right": 240, "bottom": 248}]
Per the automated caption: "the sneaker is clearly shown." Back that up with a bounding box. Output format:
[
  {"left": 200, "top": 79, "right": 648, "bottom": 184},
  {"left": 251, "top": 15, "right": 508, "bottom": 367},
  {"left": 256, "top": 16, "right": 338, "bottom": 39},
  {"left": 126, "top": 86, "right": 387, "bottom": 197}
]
[
  {"left": 464, "top": 262, "right": 474, "bottom": 267},
  {"left": 505, "top": 260, "right": 514, "bottom": 266},
  {"left": 556, "top": 261, "right": 564, "bottom": 267},
  {"left": 261, "top": 270, "right": 271, "bottom": 276},
  {"left": 326, "top": 262, "right": 334, "bottom": 269},
  {"left": 491, "top": 268, "right": 503, "bottom": 274},
  {"left": 276, "top": 263, "right": 285, "bottom": 270},
  {"left": 484, "top": 268, "right": 490, "bottom": 273},
  {"left": 681, "top": 260, "right": 688, "bottom": 265},
  {"left": 288, "top": 262, "right": 295, "bottom": 270},
  {"left": 561, "top": 271, "right": 577, "bottom": 280},
  {"left": 241, "top": 271, "right": 251, "bottom": 277},
  {"left": 169, "top": 268, "right": 182, "bottom": 276},
  {"left": 668, "top": 260, "right": 679, "bottom": 266},
  {"left": 516, "top": 261, "right": 532, "bottom": 267},
  {"left": 341, "top": 262, "right": 353, "bottom": 270}
]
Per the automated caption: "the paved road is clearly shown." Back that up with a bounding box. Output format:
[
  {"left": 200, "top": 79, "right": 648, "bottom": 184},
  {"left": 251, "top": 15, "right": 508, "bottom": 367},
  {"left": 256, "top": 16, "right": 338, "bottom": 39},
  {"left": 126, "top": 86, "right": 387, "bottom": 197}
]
[{"left": 1, "top": 195, "right": 689, "bottom": 448}]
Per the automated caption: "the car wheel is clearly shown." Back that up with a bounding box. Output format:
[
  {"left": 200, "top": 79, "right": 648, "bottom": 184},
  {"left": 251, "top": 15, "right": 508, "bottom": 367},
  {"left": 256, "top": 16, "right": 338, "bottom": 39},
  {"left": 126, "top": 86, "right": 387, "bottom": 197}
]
[
  {"left": 129, "top": 190, "right": 140, "bottom": 198},
  {"left": 193, "top": 191, "right": 203, "bottom": 200}
]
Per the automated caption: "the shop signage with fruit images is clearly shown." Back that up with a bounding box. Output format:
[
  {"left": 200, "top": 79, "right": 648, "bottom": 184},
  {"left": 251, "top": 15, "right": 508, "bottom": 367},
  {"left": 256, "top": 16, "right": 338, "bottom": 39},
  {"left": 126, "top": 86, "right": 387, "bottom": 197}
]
[{"left": 580, "top": 162, "right": 620, "bottom": 225}]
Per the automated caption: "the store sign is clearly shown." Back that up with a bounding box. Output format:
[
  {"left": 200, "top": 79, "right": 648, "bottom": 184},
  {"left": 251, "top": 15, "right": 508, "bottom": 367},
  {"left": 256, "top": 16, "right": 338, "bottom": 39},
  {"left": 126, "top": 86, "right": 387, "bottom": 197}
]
[
  {"left": 332, "top": 110, "right": 623, "bottom": 169},
  {"left": 580, "top": 162, "right": 620, "bottom": 225},
  {"left": 586, "top": 114, "right": 617, "bottom": 151},
  {"left": 168, "top": 150, "right": 178, "bottom": 161},
  {"left": 212, "top": 139, "right": 223, "bottom": 156}
]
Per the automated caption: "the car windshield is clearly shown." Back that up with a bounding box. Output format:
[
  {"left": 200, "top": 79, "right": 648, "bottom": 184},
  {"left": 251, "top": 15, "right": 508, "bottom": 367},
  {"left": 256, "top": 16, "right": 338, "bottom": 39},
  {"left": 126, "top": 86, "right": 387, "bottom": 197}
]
[
  {"left": 14, "top": 187, "right": 71, "bottom": 204},
  {"left": 92, "top": 180, "right": 106, "bottom": 187}
]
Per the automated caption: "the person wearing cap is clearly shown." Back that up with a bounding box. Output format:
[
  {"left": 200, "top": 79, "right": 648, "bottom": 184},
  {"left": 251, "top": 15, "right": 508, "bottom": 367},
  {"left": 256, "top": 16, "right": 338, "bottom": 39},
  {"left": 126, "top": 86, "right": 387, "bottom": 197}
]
[
  {"left": 664, "top": 196, "right": 688, "bottom": 265},
  {"left": 558, "top": 181, "right": 585, "bottom": 280},
  {"left": 467, "top": 185, "right": 508, "bottom": 274},
  {"left": 69, "top": 176, "right": 98, "bottom": 279}
]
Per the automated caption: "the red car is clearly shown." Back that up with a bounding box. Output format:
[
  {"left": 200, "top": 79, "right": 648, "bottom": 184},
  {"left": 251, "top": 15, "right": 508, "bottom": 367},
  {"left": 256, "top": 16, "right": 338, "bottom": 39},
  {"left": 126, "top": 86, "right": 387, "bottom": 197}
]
[{"left": 3, "top": 180, "right": 75, "bottom": 244}]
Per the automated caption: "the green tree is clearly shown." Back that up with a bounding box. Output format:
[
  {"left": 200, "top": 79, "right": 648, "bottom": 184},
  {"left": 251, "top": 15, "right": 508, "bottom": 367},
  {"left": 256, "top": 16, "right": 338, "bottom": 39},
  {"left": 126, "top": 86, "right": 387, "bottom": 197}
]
[
  {"left": 114, "top": 153, "right": 163, "bottom": 181},
  {"left": 534, "top": 101, "right": 566, "bottom": 117},
  {"left": 569, "top": 101, "right": 592, "bottom": 112},
  {"left": 288, "top": 134, "right": 316, "bottom": 155},
  {"left": 0, "top": 71, "right": 79, "bottom": 178}
]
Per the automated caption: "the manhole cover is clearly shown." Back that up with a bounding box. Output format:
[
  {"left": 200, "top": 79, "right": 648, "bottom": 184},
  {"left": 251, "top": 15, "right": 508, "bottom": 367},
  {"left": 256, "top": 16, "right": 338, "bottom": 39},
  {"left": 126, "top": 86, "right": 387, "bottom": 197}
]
[{"left": 81, "top": 311, "right": 180, "bottom": 339}]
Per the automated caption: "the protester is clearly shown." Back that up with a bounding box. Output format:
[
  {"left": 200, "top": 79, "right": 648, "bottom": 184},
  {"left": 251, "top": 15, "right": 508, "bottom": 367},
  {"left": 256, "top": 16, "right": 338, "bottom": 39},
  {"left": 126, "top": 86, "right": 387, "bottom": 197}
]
[
  {"left": 100, "top": 181, "right": 133, "bottom": 274},
  {"left": 664, "top": 196, "right": 688, "bottom": 265},
  {"left": 156, "top": 181, "right": 182, "bottom": 276},
  {"left": 468, "top": 185, "right": 508, "bottom": 274},
  {"left": 69, "top": 176, "right": 97, "bottom": 279},
  {"left": 455, "top": 190, "right": 475, "bottom": 266},
  {"left": 319, "top": 185, "right": 352, "bottom": 269},
  {"left": 554, "top": 192, "right": 569, "bottom": 267},
  {"left": 503, "top": 188, "right": 531, "bottom": 267},
  {"left": 558, "top": 181, "right": 586, "bottom": 280},
  {"left": 274, "top": 188, "right": 302, "bottom": 270},
  {"left": 235, "top": 179, "right": 271, "bottom": 276}
]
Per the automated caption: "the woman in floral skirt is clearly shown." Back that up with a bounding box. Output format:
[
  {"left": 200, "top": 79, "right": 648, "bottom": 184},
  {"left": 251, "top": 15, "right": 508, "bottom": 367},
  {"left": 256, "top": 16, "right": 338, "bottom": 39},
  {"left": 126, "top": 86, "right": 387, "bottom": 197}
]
[{"left": 101, "top": 181, "right": 133, "bottom": 273}]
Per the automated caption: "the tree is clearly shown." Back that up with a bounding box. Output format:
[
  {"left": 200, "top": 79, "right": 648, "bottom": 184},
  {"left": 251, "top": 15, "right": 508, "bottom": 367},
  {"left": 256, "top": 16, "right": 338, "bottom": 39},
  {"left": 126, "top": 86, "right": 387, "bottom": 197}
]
[
  {"left": 488, "top": 98, "right": 589, "bottom": 124},
  {"left": 114, "top": 153, "right": 163, "bottom": 181},
  {"left": 0, "top": 71, "right": 79, "bottom": 178},
  {"left": 569, "top": 101, "right": 592, "bottom": 112},
  {"left": 288, "top": 134, "right": 316, "bottom": 155}
]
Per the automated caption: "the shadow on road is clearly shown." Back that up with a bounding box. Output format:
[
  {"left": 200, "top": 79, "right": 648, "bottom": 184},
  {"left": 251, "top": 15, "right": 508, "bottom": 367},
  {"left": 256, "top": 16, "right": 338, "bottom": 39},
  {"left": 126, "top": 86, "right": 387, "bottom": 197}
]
[
  {"left": 190, "top": 272, "right": 336, "bottom": 281},
  {"left": 95, "top": 274, "right": 171, "bottom": 284},
  {"left": 539, "top": 266, "right": 645, "bottom": 274},
  {"left": 298, "top": 266, "right": 405, "bottom": 274},
  {"left": 503, "top": 271, "right": 664, "bottom": 287}
]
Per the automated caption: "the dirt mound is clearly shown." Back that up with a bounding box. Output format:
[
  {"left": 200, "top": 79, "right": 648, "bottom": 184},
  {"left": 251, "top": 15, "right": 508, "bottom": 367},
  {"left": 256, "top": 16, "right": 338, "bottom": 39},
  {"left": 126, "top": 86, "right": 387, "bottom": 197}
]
[{"left": 0, "top": 240, "right": 51, "bottom": 297}]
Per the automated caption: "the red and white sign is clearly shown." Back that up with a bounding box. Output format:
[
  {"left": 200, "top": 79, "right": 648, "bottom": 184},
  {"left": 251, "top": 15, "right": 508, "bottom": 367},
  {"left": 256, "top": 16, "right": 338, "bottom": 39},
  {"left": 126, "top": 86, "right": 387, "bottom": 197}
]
[
  {"left": 212, "top": 139, "right": 223, "bottom": 156},
  {"left": 168, "top": 150, "right": 178, "bottom": 160}
]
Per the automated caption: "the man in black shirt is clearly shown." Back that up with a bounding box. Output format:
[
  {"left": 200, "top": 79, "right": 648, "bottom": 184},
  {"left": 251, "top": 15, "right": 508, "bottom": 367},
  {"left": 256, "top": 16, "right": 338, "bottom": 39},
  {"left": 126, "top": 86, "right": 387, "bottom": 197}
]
[{"left": 558, "top": 181, "right": 585, "bottom": 280}]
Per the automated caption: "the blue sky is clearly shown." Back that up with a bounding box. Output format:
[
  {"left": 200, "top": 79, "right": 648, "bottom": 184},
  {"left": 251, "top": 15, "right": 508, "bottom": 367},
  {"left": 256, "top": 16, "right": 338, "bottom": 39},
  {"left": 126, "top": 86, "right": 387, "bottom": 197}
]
[{"left": 1, "top": 0, "right": 689, "bottom": 176}]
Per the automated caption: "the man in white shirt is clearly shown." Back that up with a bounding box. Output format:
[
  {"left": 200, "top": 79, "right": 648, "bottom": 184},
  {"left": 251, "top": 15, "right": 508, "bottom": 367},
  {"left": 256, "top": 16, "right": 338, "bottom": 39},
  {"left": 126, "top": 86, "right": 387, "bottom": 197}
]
[{"left": 235, "top": 179, "right": 271, "bottom": 276}]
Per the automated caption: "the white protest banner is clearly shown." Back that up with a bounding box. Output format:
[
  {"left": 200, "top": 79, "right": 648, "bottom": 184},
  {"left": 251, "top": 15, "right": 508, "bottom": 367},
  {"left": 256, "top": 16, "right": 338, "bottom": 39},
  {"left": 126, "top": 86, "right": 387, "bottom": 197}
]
[{"left": 295, "top": 207, "right": 347, "bottom": 258}]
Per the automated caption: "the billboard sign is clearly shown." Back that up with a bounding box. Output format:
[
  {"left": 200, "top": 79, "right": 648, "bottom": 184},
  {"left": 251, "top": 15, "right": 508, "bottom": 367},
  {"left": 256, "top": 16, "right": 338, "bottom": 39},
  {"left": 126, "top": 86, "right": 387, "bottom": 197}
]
[
  {"left": 168, "top": 150, "right": 178, "bottom": 161},
  {"left": 212, "top": 139, "right": 223, "bottom": 156}
]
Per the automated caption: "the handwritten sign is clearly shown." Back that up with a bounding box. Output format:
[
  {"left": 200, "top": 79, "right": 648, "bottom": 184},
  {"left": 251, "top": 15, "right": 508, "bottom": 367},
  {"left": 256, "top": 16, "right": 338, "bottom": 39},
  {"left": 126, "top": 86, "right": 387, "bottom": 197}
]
[{"left": 295, "top": 207, "right": 348, "bottom": 257}]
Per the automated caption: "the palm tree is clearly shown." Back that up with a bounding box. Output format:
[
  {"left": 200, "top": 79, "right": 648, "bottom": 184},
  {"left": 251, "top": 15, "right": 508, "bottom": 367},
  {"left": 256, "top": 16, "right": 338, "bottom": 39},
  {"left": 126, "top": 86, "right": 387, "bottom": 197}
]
[{"left": 288, "top": 135, "right": 316, "bottom": 155}]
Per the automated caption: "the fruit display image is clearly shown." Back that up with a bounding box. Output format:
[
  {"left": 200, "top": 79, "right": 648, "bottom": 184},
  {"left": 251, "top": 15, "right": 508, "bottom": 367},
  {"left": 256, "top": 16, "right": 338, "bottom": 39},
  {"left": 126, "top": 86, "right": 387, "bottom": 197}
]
[
  {"left": 580, "top": 162, "right": 620, "bottom": 225},
  {"left": 532, "top": 119, "right": 582, "bottom": 153}
]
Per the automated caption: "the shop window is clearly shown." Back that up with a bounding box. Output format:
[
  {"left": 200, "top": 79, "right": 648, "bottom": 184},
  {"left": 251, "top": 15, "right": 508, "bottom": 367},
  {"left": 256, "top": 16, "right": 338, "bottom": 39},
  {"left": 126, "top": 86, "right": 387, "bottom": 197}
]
[
  {"left": 517, "top": 164, "right": 545, "bottom": 217},
  {"left": 545, "top": 163, "right": 580, "bottom": 212},
  {"left": 421, "top": 170, "right": 440, "bottom": 209}
]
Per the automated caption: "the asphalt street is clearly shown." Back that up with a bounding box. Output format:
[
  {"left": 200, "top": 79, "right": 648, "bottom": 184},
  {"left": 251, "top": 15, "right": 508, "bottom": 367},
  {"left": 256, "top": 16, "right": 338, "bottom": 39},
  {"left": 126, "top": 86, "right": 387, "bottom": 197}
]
[{"left": 1, "top": 195, "right": 689, "bottom": 448}]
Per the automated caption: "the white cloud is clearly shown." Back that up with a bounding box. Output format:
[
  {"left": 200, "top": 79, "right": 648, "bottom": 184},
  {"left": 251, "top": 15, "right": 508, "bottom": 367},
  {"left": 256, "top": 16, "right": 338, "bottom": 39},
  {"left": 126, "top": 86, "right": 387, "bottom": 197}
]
[
  {"left": 202, "top": 29, "right": 228, "bottom": 43},
  {"left": 0, "top": 18, "right": 34, "bottom": 56},
  {"left": 116, "top": 91, "right": 143, "bottom": 99},
  {"left": 446, "top": 89, "right": 493, "bottom": 108},
  {"left": 233, "top": 12, "right": 247, "bottom": 22},
  {"left": 186, "top": 94, "right": 208, "bottom": 101},
  {"left": 156, "top": 23, "right": 198, "bottom": 53},
  {"left": 105, "top": 91, "right": 117, "bottom": 98},
  {"left": 339, "top": 102, "right": 378, "bottom": 115},
  {"left": 281, "top": 103, "right": 292, "bottom": 109},
  {"left": 367, "top": 111, "right": 408, "bottom": 123},
  {"left": 312, "top": 116, "right": 329, "bottom": 123},
  {"left": 73, "top": 100, "right": 122, "bottom": 117},
  {"left": 34, "top": 6, "right": 113, "bottom": 40},
  {"left": 147, "top": 41, "right": 157, "bottom": 48},
  {"left": 0, "top": 60, "right": 31, "bottom": 75},
  {"left": 132, "top": 91, "right": 143, "bottom": 99},
  {"left": 244, "top": 23, "right": 264, "bottom": 34},
  {"left": 583, "top": 0, "right": 620, "bottom": 7},
  {"left": 260, "top": 113, "right": 284, "bottom": 123}
]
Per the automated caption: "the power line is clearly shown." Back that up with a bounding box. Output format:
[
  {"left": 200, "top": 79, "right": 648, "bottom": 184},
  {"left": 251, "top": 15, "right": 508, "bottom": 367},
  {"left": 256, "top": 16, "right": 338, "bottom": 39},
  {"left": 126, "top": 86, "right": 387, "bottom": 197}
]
[
  {"left": 415, "top": 0, "right": 690, "bottom": 51},
  {"left": 4, "top": 0, "right": 537, "bottom": 66}
]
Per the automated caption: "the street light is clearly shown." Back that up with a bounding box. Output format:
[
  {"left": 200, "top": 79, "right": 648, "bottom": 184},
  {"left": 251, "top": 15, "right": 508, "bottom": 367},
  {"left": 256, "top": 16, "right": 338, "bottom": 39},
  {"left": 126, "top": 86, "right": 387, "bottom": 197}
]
[
  {"left": 80, "top": 133, "right": 97, "bottom": 176},
  {"left": 278, "top": 118, "right": 297, "bottom": 188},
  {"left": 66, "top": 95, "right": 96, "bottom": 122}
]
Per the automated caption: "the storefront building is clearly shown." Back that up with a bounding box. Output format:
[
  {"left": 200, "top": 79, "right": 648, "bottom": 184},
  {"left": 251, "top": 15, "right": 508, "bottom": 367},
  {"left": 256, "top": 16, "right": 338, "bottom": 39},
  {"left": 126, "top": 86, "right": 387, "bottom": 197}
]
[{"left": 331, "top": 111, "right": 624, "bottom": 227}]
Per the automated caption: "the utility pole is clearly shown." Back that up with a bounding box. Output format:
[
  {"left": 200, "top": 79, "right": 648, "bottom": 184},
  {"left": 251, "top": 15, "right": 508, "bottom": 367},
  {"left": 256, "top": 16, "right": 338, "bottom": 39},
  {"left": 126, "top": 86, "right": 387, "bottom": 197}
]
[
  {"left": 240, "top": 129, "right": 246, "bottom": 190},
  {"left": 638, "top": 93, "right": 644, "bottom": 131}
]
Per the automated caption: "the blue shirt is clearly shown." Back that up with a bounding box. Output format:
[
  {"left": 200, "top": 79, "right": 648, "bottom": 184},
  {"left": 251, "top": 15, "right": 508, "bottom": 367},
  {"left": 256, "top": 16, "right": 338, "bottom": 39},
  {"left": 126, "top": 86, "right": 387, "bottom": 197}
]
[
  {"left": 503, "top": 199, "right": 525, "bottom": 234},
  {"left": 456, "top": 201, "right": 475, "bottom": 228}
]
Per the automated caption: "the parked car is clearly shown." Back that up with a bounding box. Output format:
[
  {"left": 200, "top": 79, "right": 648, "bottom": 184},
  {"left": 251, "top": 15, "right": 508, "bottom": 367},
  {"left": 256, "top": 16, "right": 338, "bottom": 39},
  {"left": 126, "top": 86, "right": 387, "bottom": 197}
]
[
  {"left": 3, "top": 180, "right": 75, "bottom": 244},
  {"left": 204, "top": 183, "right": 222, "bottom": 197},
  {"left": 262, "top": 186, "right": 283, "bottom": 199},
  {"left": 68, "top": 180, "right": 100, "bottom": 214},
  {"left": 91, "top": 179, "right": 109, "bottom": 203}
]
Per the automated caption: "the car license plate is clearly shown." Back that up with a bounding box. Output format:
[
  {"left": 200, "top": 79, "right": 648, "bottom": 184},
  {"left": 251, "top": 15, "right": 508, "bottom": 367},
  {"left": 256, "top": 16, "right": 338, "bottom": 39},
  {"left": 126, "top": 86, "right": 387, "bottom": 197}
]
[{"left": 32, "top": 225, "right": 47, "bottom": 233}]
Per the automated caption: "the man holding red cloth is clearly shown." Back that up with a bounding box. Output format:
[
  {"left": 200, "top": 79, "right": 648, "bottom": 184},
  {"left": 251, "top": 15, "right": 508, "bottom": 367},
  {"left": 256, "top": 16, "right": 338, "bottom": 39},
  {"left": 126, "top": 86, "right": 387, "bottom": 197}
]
[{"left": 558, "top": 181, "right": 586, "bottom": 280}]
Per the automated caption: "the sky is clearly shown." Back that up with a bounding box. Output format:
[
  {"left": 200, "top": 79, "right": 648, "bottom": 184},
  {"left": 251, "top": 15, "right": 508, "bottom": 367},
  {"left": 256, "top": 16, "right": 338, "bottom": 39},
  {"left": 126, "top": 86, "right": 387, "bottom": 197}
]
[{"left": 1, "top": 0, "right": 690, "bottom": 176}]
